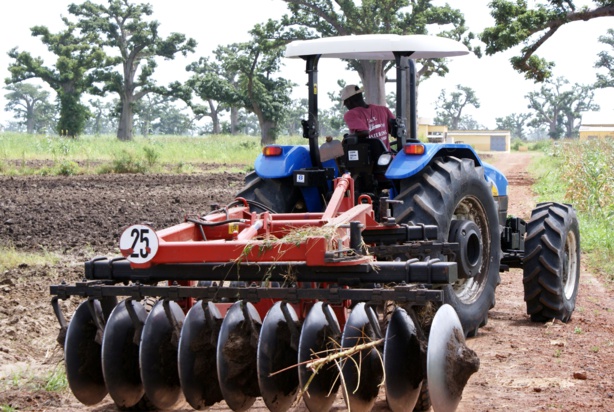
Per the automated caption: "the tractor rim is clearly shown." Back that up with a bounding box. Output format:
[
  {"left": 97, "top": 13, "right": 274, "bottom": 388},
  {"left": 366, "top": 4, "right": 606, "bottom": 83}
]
[
  {"left": 563, "top": 230, "right": 579, "bottom": 300},
  {"left": 450, "top": 195, "right": 490, "bottom": 304}
]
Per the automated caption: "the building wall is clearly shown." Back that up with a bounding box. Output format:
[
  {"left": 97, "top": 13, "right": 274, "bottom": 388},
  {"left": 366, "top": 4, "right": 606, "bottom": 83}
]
[
  {"left": 579, "top": 129, "right": 614, "bottom": 141},
  {"left": 447, "top": 131, "right": 511, "bottom": 153},
  {"left": 417, "top": 120, "right": 511, "bottom": 152}
]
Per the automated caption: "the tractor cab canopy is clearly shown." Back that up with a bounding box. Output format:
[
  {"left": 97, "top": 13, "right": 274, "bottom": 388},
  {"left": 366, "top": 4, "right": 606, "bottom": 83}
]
[
  {"left": 284, "top": 34, "right": 470, "bottom": 163},
  {"left": 284, "top": 34, "right": 470, "bottom": 60}
]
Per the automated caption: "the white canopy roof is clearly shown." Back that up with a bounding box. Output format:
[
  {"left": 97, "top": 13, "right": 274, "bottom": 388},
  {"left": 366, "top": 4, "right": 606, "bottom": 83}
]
[{"left": 285, "top": 34, "right": 470, "bottom": 60}]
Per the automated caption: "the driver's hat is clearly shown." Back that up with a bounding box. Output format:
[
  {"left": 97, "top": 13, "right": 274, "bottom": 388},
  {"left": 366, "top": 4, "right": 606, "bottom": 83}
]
[{"left": 340, "top": 84, "right": 363, "bottom": 103}]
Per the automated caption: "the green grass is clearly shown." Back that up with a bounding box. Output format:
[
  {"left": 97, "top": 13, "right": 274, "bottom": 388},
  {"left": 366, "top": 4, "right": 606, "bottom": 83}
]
[
  {"left": 0, "top": 132, "right": 305, "bottom": 175},
  {"left": 0, "top": 245, "right": 60, "bottom": 273},
  {"left": 1, "top": 365, "right": 68, "bottom": 394}
]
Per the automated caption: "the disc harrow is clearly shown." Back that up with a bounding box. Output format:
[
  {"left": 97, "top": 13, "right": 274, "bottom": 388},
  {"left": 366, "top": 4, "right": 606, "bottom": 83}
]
[{"left": 51, "top": 174, "right": 480, "bottom": 411}]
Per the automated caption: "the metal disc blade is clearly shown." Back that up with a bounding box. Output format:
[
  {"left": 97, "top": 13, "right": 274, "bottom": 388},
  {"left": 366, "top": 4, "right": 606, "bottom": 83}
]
[
  {"left": 64, "top": 299, "right": 107, "bottom": 405},
  {"left": 140, "top": 299, "right": 185, "bottom": 410},
  {"left": 217, "top": 300, "right": 262, "bottom": 412},
  {"left": 383, "top": 307, "right": 423, "bottom": 412},
  {"left": 178, "top": 300, "right": 224, "bottom": 410},
  {"left": 101, "top": 299, "right": 147, "bottom": 408},
  {"left": 427, "top": 304, "right": 465, "bottom": 412},
  {"left": 340, "top": 303, "right": 383, "bottom": 412},
  {"left": 257, "top": 301, "right": 300, "bottom": 412},
  {"left": 298, "top": 302, "right": 341, "bottom": 412}
]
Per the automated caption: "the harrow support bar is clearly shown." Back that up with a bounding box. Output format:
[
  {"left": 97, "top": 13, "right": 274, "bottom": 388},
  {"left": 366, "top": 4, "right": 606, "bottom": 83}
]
[{"left": 81, "top": 258, "right": 458, "bottom": 285}]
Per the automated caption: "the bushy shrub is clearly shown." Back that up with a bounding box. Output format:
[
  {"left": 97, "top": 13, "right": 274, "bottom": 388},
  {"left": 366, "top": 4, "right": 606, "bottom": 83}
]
[
  {"left": 57, "top": 160, "right": 80, "bottom": 176},
  {"left": 109, "top": 150, "right": 147, "bottom": 174}
]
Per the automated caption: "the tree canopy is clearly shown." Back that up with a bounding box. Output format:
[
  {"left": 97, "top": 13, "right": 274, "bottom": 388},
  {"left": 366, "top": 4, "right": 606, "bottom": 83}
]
[
  {"left": 496, "top": 113, "right": 532, "bottom": 140},
  {"left": 280, "top": 0, "right": 480, "bottom": 122},
  {"left": 526, "top": 77, "right": 599, "bottom": 139},
  {"left": 434, "top": 85, "right": 480, "bottom": 129},
  {"left": 68, "top": 0, "right": 197, "bottom": 140},
  {"left": 595, "top": 28, "right": 614, "bottom": 88},
  {"left": 6, "top": 21, "right": 112, "bottom": 136},
  {"left": 480, "top": 0, "right": 614, "bottom": 82},
  {"left": 3, "top": 83, "right": 56, "bottom": 134}
]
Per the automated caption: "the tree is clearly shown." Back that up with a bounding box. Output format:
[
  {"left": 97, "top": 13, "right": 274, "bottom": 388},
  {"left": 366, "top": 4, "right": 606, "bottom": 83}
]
[
  {"left": 526, "top": 77, "right": 599, "bottom": 139},
  {"left": 133, "top": 94, "right": 193, "bottom": 136},
  {"left": 85, "top": 98, "right": 118, "bottom": 135},
  {"left": 457, "top": 116, "right": 485, "bottom": 131},
  {"left": 3, "top": 83, "right": 56, "bottom": 134},
  {"left": 481, "top": 1, "right": 614, "bottom": 82},
  {"left": 6, "top": 22, "right": 112, "bottom": 137},
  {"left": 185, "top": 57, "right": 240, "bottom": 135},
  {"left": 496, "top": 113, "right": 532, "bottom": 140},
  {"left": 68, "top": 0, "right": 197, "bottom": 141},
  {"left": 560, "top": 84, "right": 599, "bottom": 138},
  {"left": 211, "top": 21, "right": 296, "bottom": 145},
  {"left": 595, "top": 28, "right": 614, "bottom": 88},
  {"left": 151, "top": 103, "right": 193, "bottom": 135},
  {"left": 280, "top": 0, "right": 480, "bottom": 121},
  {"left": 526, "top": 77, "right": 568, "bottom": 139},
  {"left": 434, "top": 85, "right": 480, "bottom": 129}
]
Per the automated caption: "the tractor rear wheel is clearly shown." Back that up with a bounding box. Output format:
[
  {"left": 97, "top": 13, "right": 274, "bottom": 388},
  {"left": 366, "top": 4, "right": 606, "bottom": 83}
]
[
  {"left": 392, "top": 156, "right": 500, "bottom": 337},
  {"left": 235, "top": 173, "right": 301, "bottom": 213},
  {"left": 523, "top": 202, "right": 580, "bottom": 322}
]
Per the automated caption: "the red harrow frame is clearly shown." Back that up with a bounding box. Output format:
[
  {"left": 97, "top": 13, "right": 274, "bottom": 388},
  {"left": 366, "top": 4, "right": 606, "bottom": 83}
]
[{"left": 51, "top": 173, "right": 476, "bottom": 412}]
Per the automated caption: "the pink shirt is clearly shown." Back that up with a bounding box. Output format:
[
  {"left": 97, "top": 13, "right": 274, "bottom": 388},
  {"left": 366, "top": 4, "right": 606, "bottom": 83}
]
[{"left": 344, "top": 105, "right": 395, "bottom": 150}]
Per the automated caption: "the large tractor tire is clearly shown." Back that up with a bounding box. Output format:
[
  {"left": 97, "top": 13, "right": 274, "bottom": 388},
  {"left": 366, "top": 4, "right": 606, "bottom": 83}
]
[
  {"left": 235, "top": 172, "right": 301, "bottom": 213},
  {"left": 523, "top": 202, "right": 580, "bottom": 322},
  {"left": 392, "top": 156, "right": 500, "bottom": 337}
]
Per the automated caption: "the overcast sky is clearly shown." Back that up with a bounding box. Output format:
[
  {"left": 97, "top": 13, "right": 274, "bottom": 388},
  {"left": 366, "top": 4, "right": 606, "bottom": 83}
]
[{"left": 0, "top": 0, "right": 612, "bottom": 130}]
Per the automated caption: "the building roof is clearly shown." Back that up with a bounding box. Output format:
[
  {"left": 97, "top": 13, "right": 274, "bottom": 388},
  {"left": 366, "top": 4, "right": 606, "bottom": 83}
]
[
  {"left": 447, "top": 130, "right": 511, "bottom": 136},
  {"left": 579, "top": 126, "right": 614, "bottom": 132}
]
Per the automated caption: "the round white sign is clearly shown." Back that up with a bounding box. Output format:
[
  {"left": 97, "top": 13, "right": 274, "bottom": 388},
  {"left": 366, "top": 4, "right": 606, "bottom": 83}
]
[{"left": 119, "top": 224, "right": 159, "bottom": 264}]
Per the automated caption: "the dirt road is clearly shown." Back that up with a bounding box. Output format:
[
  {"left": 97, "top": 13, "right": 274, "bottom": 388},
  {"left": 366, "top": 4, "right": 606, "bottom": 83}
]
[{"left": 0, "top": 152, "right": 612, "bottom": 411}]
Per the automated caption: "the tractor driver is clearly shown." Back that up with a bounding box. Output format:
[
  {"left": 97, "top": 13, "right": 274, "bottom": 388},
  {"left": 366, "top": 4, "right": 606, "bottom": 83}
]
[{"left": 341, "top": 84, "right": 395, "bottom": 151}]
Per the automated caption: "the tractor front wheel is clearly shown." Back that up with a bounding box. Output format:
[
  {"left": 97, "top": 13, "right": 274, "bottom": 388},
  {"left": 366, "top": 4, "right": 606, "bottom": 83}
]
[{"left": 523, "top": 203, "right": 580, "bottom": 322}]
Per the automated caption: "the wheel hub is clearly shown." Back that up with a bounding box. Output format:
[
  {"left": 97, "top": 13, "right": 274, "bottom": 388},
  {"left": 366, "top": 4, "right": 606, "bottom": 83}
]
[{"left": 449, "top": 219, "right": 483, "bottom": 279}]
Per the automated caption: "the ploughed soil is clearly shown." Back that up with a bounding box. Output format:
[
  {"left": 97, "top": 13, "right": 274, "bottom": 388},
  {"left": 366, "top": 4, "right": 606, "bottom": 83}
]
[{"left": 0, "top": 153, "right": 613, "bottom": 411}]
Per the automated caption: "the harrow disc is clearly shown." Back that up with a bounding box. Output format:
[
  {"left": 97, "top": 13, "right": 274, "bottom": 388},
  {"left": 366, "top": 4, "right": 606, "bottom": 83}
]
[
  {"left": 427, "top": 304, "right": 479, "bottom": 412},
  {"left": 217, "top": 300, "right": 262, "bottom": 412},
  {"left": 257, "top": 301, "right": 301, "bottom": 412},
  {"left": 340, "top": 303, "right": 383, "bottom": 412},
  {"left": 140, "top": 299, "right": 185, "bottom": 410},
  {"left": 383, "top": 307, "right": 424, "bottom": 412},
  {"left": 101, "top": 299, "right": 148, "bottom": 408},
  {"left": 298, "top": 302, "right": 342, "bottom": 412},
  {"left": 178, "top": 300, "right": 224, "bottom": 410},
  {"left": 64, "top": 299, "right": 108, "bottom": 405}
]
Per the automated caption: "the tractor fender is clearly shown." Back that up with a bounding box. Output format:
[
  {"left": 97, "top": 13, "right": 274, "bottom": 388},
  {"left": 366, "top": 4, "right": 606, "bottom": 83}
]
[
  {"left": 254, "top": 145, "right": 312, "bottom": 179},
  {"left": 386, "top": 143, "right": 508, "bottom": 196},
  {"left": 254, "top": 145, "right": 339, "bottom": 179}
]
